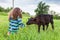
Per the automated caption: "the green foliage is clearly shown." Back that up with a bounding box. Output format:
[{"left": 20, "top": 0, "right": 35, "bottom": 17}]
[
  {"left": 0, "top": 12, "right": 8, "bottom": 16},
  {"left": 0, "top": 6, "right": 12, "bottom": 12},
  {"left": 22, "top": 12, "right": 25, "bottom": 14},
  {"left": 22, "top": 12, "right": 30, "bottom": 16},
  {"left": 5, "top": 7, "right": 13, "bottom": 12},
  {"left": 35, "top": 1, "right": 49, "bottom": 15},
  {"left": 0, "top": 6, "right": 5, "bottom": 12},
  {"left": 54, "top": 16, "right": 60, "bottom": 19}
]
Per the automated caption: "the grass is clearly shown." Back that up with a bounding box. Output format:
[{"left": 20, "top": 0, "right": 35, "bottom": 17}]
[{"left": 0, "top": 15, "right": 60, "bottom": 40}]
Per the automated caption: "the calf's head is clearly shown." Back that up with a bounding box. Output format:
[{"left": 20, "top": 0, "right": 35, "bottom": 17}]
[{"left": 26, "top": 18, "right": 36, "bottom": 25}]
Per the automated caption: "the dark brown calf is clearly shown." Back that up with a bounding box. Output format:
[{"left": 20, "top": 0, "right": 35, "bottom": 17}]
[{"left": 26, "top": 14, "right": 54, "bottom": 33}]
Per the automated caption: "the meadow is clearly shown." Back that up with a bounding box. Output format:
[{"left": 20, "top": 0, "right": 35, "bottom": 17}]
[{"left": 0, "top": 14, "right": 60, "bottom": 40}]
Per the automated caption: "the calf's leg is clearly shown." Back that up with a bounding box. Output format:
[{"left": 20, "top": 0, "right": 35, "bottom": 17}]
[
  {"left": 42, "top": 25, "right": 45, "bottom": 31},
  {"left": 38, "top": 25, "right": 41, "bottom": 33},
  {"left": 50, "top": 21, "right": 54, "bottom": 30},
  {"left": 46, "top": 24, "right": 49, "bottom": 30}
]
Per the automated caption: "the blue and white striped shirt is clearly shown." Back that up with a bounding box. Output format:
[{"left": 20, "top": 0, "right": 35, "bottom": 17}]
[{"left": 9, "top": 17, "right": 25, "bottom": 32}]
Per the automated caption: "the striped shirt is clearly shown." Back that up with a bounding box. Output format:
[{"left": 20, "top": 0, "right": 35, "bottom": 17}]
[{"left": 8, "top": 17, "right": 25, "bottom": 33}]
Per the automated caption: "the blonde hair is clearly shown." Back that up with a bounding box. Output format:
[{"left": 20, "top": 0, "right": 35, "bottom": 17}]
[{"left": 8, "top": 7, "right": 22, "bottom": 20}]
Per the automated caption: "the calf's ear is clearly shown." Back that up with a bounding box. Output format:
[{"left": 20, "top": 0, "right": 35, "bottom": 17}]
[{"left": 34, "top": 18, "right": 39, "bottom": 22}]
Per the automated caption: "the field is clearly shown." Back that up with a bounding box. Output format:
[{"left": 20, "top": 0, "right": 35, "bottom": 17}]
[{"left": 0, "top": 15, "right": 60, "bottom": 40}]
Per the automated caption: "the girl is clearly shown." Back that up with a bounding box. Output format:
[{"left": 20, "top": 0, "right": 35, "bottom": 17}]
[{"left": 7, "top": 7, "right": 25, "bottom": 35}]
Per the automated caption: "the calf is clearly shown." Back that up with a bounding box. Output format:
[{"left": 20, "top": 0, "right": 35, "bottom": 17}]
[{"left": 26, "top": 14, "right": 54, "bottom": 33}]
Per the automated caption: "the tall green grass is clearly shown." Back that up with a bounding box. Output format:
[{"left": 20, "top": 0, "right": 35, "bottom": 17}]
[
  {"left": 0, "top": 12, "right": 8, "bottom": 16},
  {"left": 0, "top": 15, "right": 60, "bottom": 40}
]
